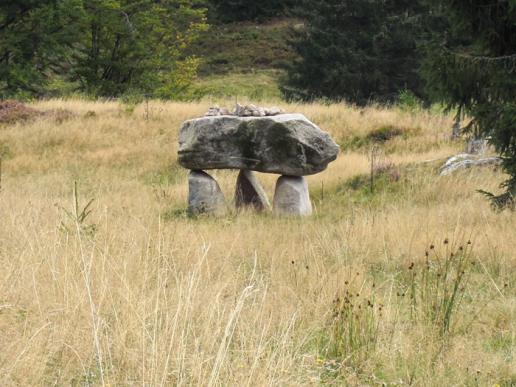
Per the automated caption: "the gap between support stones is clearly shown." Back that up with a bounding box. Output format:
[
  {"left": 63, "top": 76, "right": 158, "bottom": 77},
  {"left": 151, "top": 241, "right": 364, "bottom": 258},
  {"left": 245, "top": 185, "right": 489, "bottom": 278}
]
[
  {"left": 234, "top": 170, "right": 271, "bottom": 211},
  {"left": 187, "top": 170, "right": 313, "bottom": 217}
]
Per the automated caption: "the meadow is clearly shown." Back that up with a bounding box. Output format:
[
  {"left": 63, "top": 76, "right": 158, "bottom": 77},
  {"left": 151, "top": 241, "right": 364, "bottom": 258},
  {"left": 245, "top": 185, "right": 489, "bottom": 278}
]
[{"left": 0, "top": 99, "right": 514, "bottom": 386}]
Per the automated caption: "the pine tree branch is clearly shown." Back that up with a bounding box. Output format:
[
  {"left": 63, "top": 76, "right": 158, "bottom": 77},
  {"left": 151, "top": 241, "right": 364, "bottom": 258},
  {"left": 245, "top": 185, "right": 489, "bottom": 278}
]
[{"left": 443, "top": 47, "right": 516, "bottom": 63}]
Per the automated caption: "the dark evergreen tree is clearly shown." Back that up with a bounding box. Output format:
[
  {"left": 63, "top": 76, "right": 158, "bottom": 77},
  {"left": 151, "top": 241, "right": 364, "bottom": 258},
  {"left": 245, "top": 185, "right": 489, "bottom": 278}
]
[
  {"left": 280, "top": 0, "right": 428, "bottom": 105},
  {"left": 422, "top": 0, "right": 516, "bottom": 209},
  {"left": 208, "top": 0, "right": 294, "bottom": 22}
]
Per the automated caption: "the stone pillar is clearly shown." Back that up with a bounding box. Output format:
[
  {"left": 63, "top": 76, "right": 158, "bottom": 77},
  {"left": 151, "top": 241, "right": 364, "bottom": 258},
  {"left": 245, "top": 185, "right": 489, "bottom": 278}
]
[
  {"left": 234, "top": 170, "right": 270, "bottom": 211},
  {"left": 273, "top": 175, "right": 312, "bottom": 216},
  {"left": 188, "top": 170, "right": 226, "bottom": 215}
]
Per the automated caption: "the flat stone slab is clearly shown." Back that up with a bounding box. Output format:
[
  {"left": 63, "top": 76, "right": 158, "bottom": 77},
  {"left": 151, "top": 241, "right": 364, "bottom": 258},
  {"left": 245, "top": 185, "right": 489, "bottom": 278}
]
[
  {"left": 440, "top": 154, "right": 502, "bottom": 176},
  {"left": 273, "top": 175, "right": 312, "bottom": 216},
  {"left": 188, "top": 170, "right": 226, "bottom": 215},
  {"left": 178, "top": 114, "right": 339, "bottom": 176}
]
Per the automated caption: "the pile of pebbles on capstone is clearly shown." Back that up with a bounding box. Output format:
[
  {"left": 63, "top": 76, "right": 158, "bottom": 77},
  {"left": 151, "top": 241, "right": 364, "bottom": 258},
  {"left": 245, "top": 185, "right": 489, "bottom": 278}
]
[
  {"left": 205, "top": 103, "right": 284, "bottom": 117},
  {"left": 178, "top": 105, "right": 339, "bottom": 216}
]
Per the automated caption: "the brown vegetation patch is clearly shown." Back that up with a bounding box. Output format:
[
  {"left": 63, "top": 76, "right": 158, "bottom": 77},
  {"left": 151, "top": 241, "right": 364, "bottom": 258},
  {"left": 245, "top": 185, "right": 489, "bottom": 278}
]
[
  {"left": 0, "top": 100, "right": 42, "bottom": 124},
  {"left": 366, "top": 124, "right": 419, "bottom": 143},
  {"left": 43, "top": 108, "right": 77, "bottom": 123},
  {"left": 0, "top": 100, "right": 77, "bottom": 125},
  {"left": 373, "top": 161, "right": 401, "bottom": 182}
]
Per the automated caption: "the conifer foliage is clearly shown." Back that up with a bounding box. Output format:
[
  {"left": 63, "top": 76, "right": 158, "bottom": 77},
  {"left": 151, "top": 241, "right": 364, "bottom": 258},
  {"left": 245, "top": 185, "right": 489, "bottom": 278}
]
[
  {"left": 208, "top": 0, "right": 294, "bottom": 22},
  {"left": 423, "top": 0, "right": 516, "bottom": 209},
  {"left": 281, "top": 0, "right": 428, "bottom": 105}
]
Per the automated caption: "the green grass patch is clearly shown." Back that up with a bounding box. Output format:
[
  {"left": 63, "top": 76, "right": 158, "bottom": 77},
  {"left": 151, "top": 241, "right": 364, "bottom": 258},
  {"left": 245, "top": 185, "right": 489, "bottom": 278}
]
[
  {"left": 0, "top": 141, "right": 14, "bottom": 160},
  {"left": 189, "top": 70, "right": 282, "bottom": 101},
  {"left": 396, "top": 241, "right": 475, "bottom": 335},
  {"left": 162, "top": 206, "right": 189, "bottom": 221},
  {"left": 340, "top": 124, "right": 421, "bottom": 151},
  {"left": 484, "top": 331, "right": 514, "bottom": 359},
  {"left": 335, "top": 164, "right": 403, "bottom": 203},
  {"left": 189, "top": 18, "right": 298, "bottom": 75},
  {"left": 141, "top": 163, "right": 184, "bottom": 186},
  {"left": 311, "top": 280, "right": 380, "bottom": 382}
]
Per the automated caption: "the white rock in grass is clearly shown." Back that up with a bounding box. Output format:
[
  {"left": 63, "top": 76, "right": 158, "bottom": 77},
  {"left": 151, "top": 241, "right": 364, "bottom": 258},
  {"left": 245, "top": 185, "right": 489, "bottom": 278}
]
[{"left": 440, "top": 154, "right": 502, "bottom": 176}]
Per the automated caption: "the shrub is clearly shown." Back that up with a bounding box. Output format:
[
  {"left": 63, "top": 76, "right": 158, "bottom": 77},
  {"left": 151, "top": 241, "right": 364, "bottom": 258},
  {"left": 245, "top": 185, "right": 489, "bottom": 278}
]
[
  {"left": 399, "top": 240, "right": 474, "bottom": 335},
  {"left": 366, "top": 125, "right": 406, "bottom": 143},
  {"left": 316, "top": 281, "right": 380, "bottom": 369},
  {"left": 398, "top": 89, "right": 423, "bottom": 113},
  {"left": 341, "top": 125, "right": 419, "bottom": 151}
]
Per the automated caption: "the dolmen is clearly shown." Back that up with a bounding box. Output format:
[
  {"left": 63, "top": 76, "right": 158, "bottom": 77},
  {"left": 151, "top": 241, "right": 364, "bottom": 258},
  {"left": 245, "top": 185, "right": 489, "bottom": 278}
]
[{"left": 178, "top": 104, "right": 339, "bottom": 216}]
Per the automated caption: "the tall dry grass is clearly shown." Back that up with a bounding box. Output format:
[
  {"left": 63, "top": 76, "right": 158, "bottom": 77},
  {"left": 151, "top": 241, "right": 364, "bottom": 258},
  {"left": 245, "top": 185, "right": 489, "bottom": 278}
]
[{"left": 0, "top": 99, "right": 514, "bottom": 385}]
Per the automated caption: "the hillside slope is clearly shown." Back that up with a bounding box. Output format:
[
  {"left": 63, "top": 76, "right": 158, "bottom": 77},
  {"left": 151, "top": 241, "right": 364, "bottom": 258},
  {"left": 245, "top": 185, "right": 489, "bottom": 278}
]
[{"left": 188, "top": 18, "right": 299, "bottom": 100}]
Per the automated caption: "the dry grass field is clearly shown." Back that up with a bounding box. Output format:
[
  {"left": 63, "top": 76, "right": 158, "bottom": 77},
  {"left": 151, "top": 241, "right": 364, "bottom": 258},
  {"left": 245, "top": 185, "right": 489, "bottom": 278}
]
[{"left": 0, "top": 99, "right": 514, "bottom": 386}]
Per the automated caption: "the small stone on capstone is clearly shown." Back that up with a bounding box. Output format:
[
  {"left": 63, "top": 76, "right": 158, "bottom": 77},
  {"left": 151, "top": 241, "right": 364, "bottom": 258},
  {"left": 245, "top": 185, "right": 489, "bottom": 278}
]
[
  {"left": 234, "top": 103, "right": 244, "bottom": 116},
  {"left": 268, "top": 106, "right": 283, "bottom": 116}
]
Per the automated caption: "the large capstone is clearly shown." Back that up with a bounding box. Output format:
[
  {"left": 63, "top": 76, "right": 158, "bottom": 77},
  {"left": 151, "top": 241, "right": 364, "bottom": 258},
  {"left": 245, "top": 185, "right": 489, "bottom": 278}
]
[
  {"left": 178, "top": 114, "right": 339, "bottom": 176},
  {"left": 273, "top": 175, "right": 312, "bottom": 216},
  {"left": 188, "top": 170, "right": 226, "bottom": 215}
]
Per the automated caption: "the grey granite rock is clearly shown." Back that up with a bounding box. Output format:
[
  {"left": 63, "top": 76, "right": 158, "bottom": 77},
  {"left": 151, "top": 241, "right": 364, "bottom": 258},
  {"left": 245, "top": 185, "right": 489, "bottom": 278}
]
[
  {"left": 178, "top": 114, "right": 339, "bottom": 176},
  {"left": 273, "top": 175, "right": 312, "bottom": 216},
  {"left": 188, "top": 170, "right": 226, "bottom": 215},
  {"left": 440, "top": 155, "right": 502, "bottom": 176},
  {"left": 235, "top": 170, "right": 270, "bottom": 211}
]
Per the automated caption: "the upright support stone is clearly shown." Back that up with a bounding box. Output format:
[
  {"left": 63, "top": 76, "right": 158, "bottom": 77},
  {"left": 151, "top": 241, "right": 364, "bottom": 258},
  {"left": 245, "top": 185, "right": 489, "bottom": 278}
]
[
  {"left": 235, "top": 170, "right": 270, "bottom": 211},
  {"left": 188, "top": 170, "right": 226, "bottom": 215},
  {"left": 273, "top": 175, "right": 312, "bottom": 216}
]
